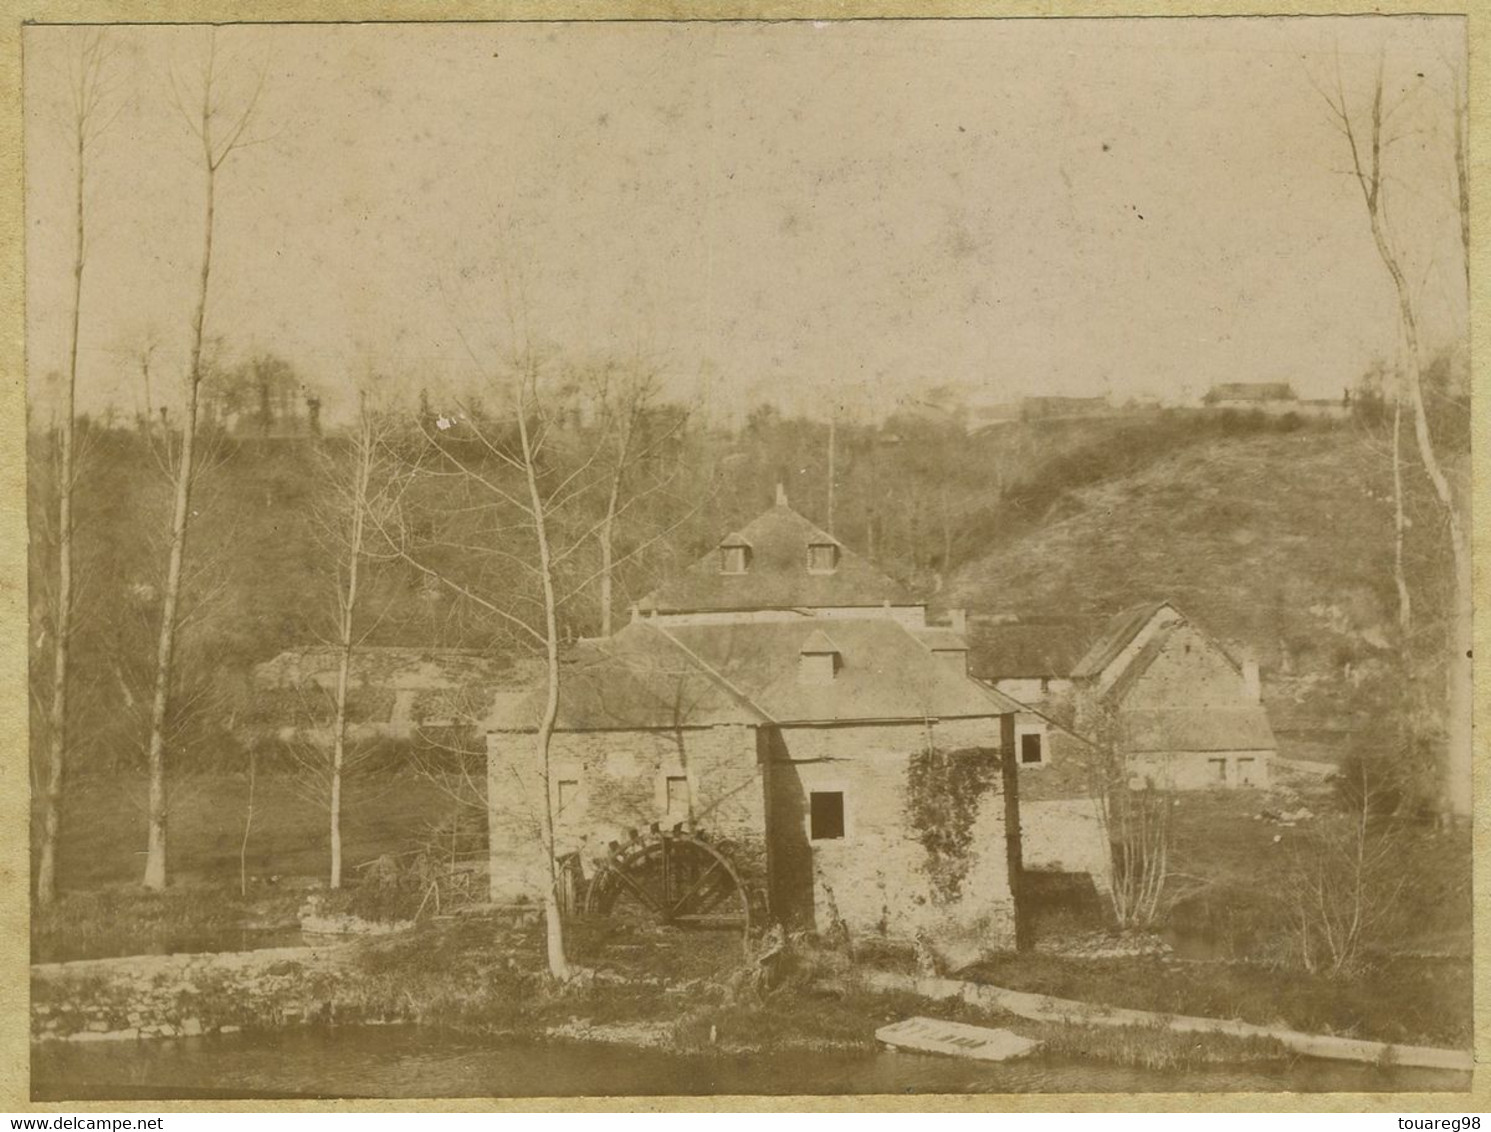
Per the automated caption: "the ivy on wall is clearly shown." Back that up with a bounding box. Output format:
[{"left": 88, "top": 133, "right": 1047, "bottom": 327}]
[{"left": 905, "top": 746, "right": 1000, "bottom": 902}]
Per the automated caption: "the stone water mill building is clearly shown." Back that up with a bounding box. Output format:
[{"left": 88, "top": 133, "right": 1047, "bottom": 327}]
[{"left": 484, "top": 488, "right": 1035, "bottom": 950}]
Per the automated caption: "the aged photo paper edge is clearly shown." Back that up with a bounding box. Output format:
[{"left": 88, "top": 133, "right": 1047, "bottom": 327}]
[{"left": 0, "top": 0, "right": 1483, "bottom": 1112}]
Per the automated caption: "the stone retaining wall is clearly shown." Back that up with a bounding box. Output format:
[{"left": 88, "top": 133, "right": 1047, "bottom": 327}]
[{"left": 31, "top": 945, "right": 355, "bottom": 1043}]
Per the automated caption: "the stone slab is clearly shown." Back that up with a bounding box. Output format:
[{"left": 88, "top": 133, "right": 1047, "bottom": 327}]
[{"left": 875, "top": 1016, "right": 1042, "bottom": 1062}]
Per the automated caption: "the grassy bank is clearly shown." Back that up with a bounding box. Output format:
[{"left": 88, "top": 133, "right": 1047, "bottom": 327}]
[
  {"left": 961, "top": 951, "right": 1471, "bottom": 1050},
  {"left": 289, "top": 915, "right": 1293, "bottom": 1072},
  {"left": 37, "top": 771, "right": 463, "bottom": 893},
  {"left": 32, "top": 884, "right": 312, "bottom": 965},
  {"left": 1162, "top": 790, "right": 1472, "bottom": 961}
]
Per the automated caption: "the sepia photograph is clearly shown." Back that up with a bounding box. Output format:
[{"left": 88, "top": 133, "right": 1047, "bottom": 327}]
[{"left": 21, "top": 14, "right": 1475, "bottom": 1103}]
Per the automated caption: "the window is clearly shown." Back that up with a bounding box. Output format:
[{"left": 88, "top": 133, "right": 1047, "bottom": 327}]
[
  {"left": 807, "top": 542, "right": 839, "bottom": 574},
  {"left": 809, "top": 791, "right": 845, "bottom": 840},
  {"left": 719, "top": 545, "right": 748, "bottom": 574},
  {"left": 1020, "top": 732, "right": 1045, "bottom": 765},
  {"left": 1207, "top": 758, "right": 1228, "bottom": 784},
  {"left": 664, "top": 774, "right": 690, "bottom": 818},
  {"left": 798, "top": 651, "right": 839, "bottom": 685},
  {"left": 1236, "top": 758, "right": 1256, "bottom": 786},
  {"left": 557, "top": 779, "right": 580, "bottom": 816}
]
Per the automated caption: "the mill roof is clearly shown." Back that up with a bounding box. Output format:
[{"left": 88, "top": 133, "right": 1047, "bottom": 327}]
[
  {"left": 487, "top": 617, "right": 1022, "bottom": 732},
  {"left": 639, "top": 500, "right": 918, "bottom": 614}
]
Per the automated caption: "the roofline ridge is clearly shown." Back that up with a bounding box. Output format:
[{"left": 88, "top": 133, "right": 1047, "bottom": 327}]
[
  {"left": 1073, "top": 599, "right": 1177, "bottom": 678},
  {"left": 644, "top": 622, "right": 777, "bottom": 725}
]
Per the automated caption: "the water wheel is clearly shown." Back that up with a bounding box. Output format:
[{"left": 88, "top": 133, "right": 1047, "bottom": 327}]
[{"left": 583, "top": 830, "right": 752, "bottom": 937}]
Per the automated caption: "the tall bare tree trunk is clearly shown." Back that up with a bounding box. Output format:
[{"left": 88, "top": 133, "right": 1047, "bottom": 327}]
[
  {"left": 517, "top": 378, "right": 571, "bottom": 982},
  {"left": 239, "top": 748, "right": 257, "bottom": 897},
  {"left": 37, "top": 39, "right": 103, "bottom": 906},
  {"left": 1381, "top": 216, "right": 1471, "bottom": 823},
  {"left": 1390, "top": 383, "right": 1411, "bottom": 641},
  {"left": 143, "top": 37, "right": 260, "bottom": 888},
  {"left": 1327, "top": 65, "right": 1472, "bottom": 820},
  {"left": 141, "top": 158, "right": 212, "bottom": 891},
  {"left": 328, "top": 401, "right": 374, "bottom": 889}
]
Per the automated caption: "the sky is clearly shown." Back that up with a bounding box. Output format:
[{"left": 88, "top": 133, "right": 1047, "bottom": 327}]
[{"left": 24, "top": 17, "right": 1469, "bottom": 426}]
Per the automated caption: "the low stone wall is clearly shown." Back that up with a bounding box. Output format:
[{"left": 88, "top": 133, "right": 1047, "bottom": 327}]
[{"left": 31, "top": 945, "right": 356, "bottom": 1043}]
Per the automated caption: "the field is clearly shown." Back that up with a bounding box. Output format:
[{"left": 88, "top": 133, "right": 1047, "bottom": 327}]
[{"left": 38, "top": 771, "right": 467, "bottom": 892}]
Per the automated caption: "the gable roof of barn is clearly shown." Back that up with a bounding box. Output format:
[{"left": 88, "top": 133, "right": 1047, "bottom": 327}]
[
  {"left": 1068, "top": 601, "right": 1175, "bottom": 680},
  {"left": 1072, "top": 608, "right": 1276, "bottom": 754},
  {"left": 486, "top": 616, "right": 1022, "bottom": 732},
  {"left": 639, "top": 500, "right": 918, "bottom": 614}
]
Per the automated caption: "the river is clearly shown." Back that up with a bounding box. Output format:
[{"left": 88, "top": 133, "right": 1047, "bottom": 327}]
[{"left": 32, "top": 1026, "right": 1471, "bottom": 1100}]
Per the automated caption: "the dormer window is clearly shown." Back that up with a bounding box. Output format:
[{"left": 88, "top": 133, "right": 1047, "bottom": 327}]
[
  {"left": 718, "top": 533, "right": 751, "bottom": 575},
  {"left": 799, "top": 630, "right": 842, "bottom": 685},
  {"left": 807, "top": 542, "right": 839, "bottom": 575}
]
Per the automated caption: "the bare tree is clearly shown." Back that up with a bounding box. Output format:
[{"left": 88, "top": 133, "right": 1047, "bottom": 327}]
[
  {"left": 1282, "top": 762, "right": 1405, "bottom": 977},
  {"left": 369, "top": 353, "right": 585, "bottom": 979},
  {"left": 1321, "top": 57, "right": 1472, "bottom": 821},
  {"left": 317, "top": 390, "right": 398, "bottom": 888},
  {"left": 36, "top": 30, "right": 116, "bottom": 907},
  {"left": 595, "top": 366, "right": 652, "bottom": 637},
  {"left": 517, "top": 367, "right": 574, "bottom": 980},
  {"left": 141, "top": 33, "right": 264, "bottom": 889},
  {"left": 1084, "top": 701, "right": 1172, "bottom": 929},
  {"left": 590, "top": 361, "right": 690, "bottom": 636}
]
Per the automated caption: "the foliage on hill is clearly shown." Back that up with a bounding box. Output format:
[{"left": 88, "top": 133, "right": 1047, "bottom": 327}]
[{"left": 948, "top": 425, "right": 1458, "bottom": 749}]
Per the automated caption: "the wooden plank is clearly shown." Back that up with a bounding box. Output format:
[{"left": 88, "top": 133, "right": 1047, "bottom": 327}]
[{"left": 875, "top": 1016, "right": 1041, "bottom": 1062}]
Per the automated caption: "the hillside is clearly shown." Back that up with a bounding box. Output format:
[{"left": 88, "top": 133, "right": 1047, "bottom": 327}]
[{"left": 946, "top": 428, "right": 1452, "bottom": 745}]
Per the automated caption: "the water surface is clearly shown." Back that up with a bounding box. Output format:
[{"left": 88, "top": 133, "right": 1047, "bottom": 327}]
[{"left": 32, "top": 1026, "right": 1471, "bottom": 1100}]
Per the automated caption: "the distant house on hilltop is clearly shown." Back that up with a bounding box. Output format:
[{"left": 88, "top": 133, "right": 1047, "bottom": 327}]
[{"left": 1202, "top": 382, "right": 1297, "bottom": 408}]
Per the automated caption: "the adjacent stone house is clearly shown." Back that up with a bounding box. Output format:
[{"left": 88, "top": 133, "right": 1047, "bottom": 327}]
[
  {"left": 486, "top": 491, "right": 1029, "bottom": 948},
  {"left": 969, "top": 602, "right": 1277, "bottom": 793},
  {"left": 1072, "top": 602, "right": 1276, "bottom": 790}
]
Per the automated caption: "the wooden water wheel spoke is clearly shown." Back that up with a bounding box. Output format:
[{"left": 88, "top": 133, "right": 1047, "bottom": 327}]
[
  {"left": 580, "top": 830, "right": 752, "bottom": 942},
  {"left": 668, "top": 859, "right": 722, "bottom": 918},
  {"left": 607, "top": 859, "right": 668, "bottom": 914}
]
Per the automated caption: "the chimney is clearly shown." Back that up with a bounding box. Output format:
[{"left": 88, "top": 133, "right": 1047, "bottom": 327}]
[
  {"left": 1242, "top": 657, "right": 1261, "bottom": 702},
  {"left": 629, "top": 602, "right": 640, "bottom": 625},
  {"left": 933, "top": 648, "right": 969, "bottom": 676},
  {"left": 947, "top": 609, "right": 967, "bottom": 635},
  {"left": 775, "top": 482, "right": 788, "bottom": 507}
]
